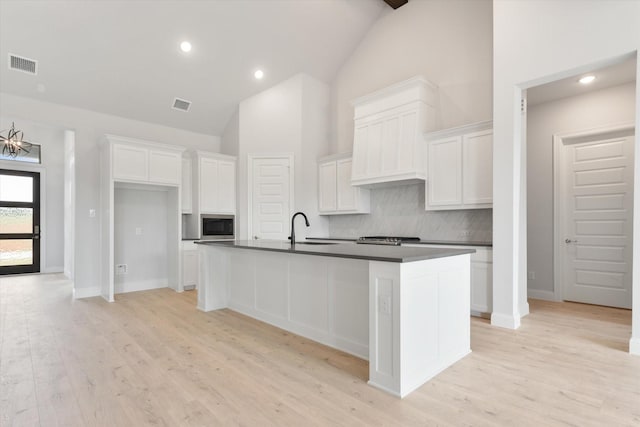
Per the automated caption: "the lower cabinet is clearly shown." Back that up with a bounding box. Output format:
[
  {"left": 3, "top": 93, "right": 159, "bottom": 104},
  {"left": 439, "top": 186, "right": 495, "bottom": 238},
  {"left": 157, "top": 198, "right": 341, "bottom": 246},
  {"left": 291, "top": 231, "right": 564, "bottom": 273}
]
[
  {"left": 182, "top": 241, "right": 199, "bottom": 290},
  {"left": 403, "top": 243, "right": 492, "bottom": 317}
]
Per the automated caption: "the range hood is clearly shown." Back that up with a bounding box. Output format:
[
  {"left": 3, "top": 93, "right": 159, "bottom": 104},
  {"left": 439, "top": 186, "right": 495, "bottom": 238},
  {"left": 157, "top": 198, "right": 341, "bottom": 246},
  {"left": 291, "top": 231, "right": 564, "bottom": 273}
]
[{"left": 350, "top": 76, "right": 438, "bottom": 188}]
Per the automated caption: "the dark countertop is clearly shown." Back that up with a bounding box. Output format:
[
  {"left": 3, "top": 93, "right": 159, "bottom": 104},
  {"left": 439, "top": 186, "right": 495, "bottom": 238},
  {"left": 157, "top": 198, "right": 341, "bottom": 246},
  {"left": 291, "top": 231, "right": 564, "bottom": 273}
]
[
  {"left": 195, "top": 239, "right": 474, "bottom": 263},
  {"left": 306, "top": 237, "right": 492, "bottom": 247}
]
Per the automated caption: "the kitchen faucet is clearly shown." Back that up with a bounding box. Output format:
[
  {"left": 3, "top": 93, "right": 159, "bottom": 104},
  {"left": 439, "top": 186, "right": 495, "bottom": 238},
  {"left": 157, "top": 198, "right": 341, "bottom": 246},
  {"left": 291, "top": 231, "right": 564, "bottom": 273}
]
[{"left": 289, "top": 211, "right": 310, "bottom": 245}]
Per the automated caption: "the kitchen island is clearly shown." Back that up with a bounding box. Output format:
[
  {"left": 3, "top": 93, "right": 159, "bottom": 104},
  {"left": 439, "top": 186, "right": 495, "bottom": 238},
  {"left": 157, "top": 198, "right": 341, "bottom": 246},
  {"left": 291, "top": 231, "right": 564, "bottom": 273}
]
[{"left": 196, "top": 240, "right": 474, "bottom": 398}]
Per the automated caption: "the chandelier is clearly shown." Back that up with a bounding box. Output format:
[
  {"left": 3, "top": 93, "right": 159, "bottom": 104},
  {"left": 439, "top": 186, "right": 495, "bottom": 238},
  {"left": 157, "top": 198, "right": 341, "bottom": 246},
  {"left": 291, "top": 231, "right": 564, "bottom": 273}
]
[{"left": 1, "top": 122, "right": 33, "bottom": 158}]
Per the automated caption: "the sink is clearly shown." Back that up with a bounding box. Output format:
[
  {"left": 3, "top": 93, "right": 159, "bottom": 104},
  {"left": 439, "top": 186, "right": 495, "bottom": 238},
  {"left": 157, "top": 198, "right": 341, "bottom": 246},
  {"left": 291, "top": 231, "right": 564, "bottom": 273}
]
[{"left": 295, "top": 242, "right": 339, "bottom": 246}]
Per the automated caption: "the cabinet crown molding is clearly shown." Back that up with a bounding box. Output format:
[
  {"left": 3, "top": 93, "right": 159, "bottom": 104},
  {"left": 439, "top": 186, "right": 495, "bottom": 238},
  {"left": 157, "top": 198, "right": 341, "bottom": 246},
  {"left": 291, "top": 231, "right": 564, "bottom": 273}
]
[
  {"left": 424, "top": 120, "right": 493, "bottom": 141},
  {"left": 318, "top": 152, "right": 353, "bottom": 163},
  {"left": 351, "top": 76, "right": 438, "bottom": 120},
  {"left": 193, "top": 150, "right": 237, "bottom": 161},
  {"left": 103, "top": 134, "right": 186, "bottom": 152}
]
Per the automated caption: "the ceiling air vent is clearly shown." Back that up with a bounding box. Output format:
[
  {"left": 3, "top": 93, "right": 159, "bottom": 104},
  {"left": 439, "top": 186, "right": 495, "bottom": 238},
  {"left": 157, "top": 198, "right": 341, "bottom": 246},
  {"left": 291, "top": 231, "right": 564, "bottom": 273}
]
[
  {"left": 9, "top": 53, "right": 38, "bottom": 75},
  {"left": 172, "top": 98, "right": 191, "bottom": 112}
]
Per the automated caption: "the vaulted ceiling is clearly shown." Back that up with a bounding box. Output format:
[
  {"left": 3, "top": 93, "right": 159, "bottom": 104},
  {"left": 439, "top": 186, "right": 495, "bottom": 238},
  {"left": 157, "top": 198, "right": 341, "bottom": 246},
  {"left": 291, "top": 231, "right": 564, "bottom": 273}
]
[{"left": 0, "top": 0, "right": 385, "bottom": 136}]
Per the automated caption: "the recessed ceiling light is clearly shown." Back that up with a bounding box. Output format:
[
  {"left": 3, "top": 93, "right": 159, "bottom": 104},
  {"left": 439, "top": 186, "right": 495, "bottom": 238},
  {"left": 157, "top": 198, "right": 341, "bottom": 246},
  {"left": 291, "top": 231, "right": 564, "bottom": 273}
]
[
  {"left": 254, "top": 69, "right": 264, "bottom": 80},
  {"left": 579, "top": 75, "right": 596, "bottom": 84},
  {"left": 180, "top": 41, "right": 192, "bottom": 53}
]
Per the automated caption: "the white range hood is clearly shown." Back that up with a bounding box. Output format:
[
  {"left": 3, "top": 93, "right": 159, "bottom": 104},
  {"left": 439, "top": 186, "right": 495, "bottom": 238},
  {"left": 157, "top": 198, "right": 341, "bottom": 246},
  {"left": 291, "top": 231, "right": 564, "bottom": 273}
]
[{"left": 350, "top": 76, "right": 438, "bottom": 188}]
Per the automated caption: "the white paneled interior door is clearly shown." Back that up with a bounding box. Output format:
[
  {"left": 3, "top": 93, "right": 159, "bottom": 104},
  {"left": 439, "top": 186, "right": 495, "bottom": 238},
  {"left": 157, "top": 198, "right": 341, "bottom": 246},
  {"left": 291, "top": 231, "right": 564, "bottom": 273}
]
[
  {"left": 560, "top": 134, "right": 634, "bottom": 309},
  {"left": 250, "top": 156, "right": 292, "bottom": 240}
]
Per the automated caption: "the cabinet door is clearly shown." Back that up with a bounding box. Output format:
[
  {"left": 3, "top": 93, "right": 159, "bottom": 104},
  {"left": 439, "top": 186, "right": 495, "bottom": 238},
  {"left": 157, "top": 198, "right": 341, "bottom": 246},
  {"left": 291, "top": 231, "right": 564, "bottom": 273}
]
[
  {"left": 427, "top": 137, "right": 462, "bottom": 207},
  {"left": 200, "top": 157, "right": 219, "bottom": 213},
  {"left": 218, "top": 160, "right": 236, "bottom": 214},
  {"left": 182, "top": 250, "right": 199, "bottom": 288},
  {"left": 462, "top": 130, "right": 493, "bottom": 205},
  {"left": 336, "top": 159, "right": 357, "bottom": 211},
  {"left": 352, "top": 125, "right": 368, "bottom": 180},
  {"left": 112, "top": 144, "right": 148, "bottom": 181},
  {"left": 319, "top": 161, "right": 337, "bottom": 212},
  {"left": 181, "top": 158, "right": 192, "bottom": 213},
  {"left": 470, "top": 260, "right": 492, "bottom": 314},
  {"left": 149, "top": 150, "right": 181, "bottom": 184}
]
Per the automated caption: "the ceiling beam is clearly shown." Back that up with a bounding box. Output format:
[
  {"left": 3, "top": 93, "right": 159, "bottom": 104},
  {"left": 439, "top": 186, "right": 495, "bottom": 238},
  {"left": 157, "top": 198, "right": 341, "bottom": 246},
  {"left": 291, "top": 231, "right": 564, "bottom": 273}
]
[{"left": 383, "top": 0, "right": 408, "bottom": 9}]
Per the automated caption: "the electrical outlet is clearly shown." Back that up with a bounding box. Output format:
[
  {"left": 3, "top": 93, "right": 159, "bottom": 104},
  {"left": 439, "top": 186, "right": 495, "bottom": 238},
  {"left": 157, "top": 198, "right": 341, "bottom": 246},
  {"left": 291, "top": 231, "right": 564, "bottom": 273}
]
[
  {"left": 459, "top": 230, "right": 471, "bottom": 238},
  {"left": 89, "top": 209, "right": 96, "bottom": 218},
  {"left": 135, "top": 227, "right": 142, "bottom": 236},
  {"left": 378, "top": 295, "right": 391, "bottom": 315},
  {"left": 528, "top": 271, "right": 535, "bottom": 280},
  {"left": 116, "top": 264, "right": 127, "bottom": 275}
]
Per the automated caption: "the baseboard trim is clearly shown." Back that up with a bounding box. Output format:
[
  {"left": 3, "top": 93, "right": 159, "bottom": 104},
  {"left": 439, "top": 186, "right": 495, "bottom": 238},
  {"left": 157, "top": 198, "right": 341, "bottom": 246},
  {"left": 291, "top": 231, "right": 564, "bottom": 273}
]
[
  {"left": 528, "top": 289, "right": 556, "bottom": 301},
  {"left": 491, "top": 312, "right": 521, "bottom": 330},
  {"left": 115, "top": 279, "right": 167, "bottom": 294},
  {"left": 43, "top": 266, "right": 64, "bottom": 274},
  {"left": 73, "top": 286, "right": 101, "bottom": 299},
  {"left": 630, "top": 337, "right": 640, "bottom": 355}
]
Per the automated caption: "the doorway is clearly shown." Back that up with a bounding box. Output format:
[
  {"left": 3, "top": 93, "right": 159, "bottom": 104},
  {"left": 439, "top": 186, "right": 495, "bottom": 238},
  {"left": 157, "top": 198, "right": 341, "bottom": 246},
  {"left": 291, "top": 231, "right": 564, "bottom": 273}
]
[
  {"left": 554, "top": 128, "right": 635, "bottom": 309},
  {"left": 247, "top": 154, "right": 293, "bottom": 240},
  {"left": 0, "top": 169, "right": 41, "bottom": 274},
  {"left": 525, "top": 56, "right": 637, "bottom": 310}
]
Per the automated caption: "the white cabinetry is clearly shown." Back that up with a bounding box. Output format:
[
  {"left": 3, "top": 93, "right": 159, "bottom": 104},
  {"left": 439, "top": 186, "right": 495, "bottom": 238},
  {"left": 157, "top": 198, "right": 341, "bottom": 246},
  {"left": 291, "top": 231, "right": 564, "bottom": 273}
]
[
  {"left": 351, "top": 76, "right": 438, "bottom": 187},
  {"left": 181, "top": 158, "right": 192, "bottom": 213},
  {"left": 111, "top": 139, "right": 181, "bottom": 185},
  {"left": 425, "top": 121, "right": 493, "bottom": 210},
  {"left": 198, "top": 154, "right": 236, "bottom": 215},
  {"left": 318, "top": 154, "right": 370, "bottom": 215},
  {"left": 181, "top": 240, "right": 199, "bottom": 290},
  {"left": 403, "top": 243, "right": 493, "bottom": 316},
  {"left": 184, "top": 151, "right": 237, "bottom": 239},
  {"left": 100, "top": 135, "right": 185, "bottom": 303}
]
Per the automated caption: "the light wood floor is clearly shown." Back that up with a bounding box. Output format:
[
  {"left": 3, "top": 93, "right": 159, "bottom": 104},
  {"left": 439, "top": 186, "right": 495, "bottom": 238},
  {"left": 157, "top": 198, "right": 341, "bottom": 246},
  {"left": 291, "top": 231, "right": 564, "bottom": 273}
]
[{"left": 1, "top": 274, "right": 639, "bottom": 426}]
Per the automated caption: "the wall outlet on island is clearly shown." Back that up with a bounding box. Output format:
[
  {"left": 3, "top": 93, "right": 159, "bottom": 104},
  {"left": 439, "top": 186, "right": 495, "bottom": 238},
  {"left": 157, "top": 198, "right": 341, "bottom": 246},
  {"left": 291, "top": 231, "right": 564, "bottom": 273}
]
[
  {"left": 378, "top": 295, "right": 391, "bottom": 315},
  {"left": 116, "top": 264, "right": 128, "bottom": 275},
  {"left": 458, "top": 230, "right": 472, "bottom": 238}
]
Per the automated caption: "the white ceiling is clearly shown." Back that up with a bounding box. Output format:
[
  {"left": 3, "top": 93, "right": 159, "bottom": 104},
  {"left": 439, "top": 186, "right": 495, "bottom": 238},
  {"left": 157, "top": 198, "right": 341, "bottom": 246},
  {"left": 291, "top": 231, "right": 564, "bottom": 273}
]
[
  {"left": 527, "top": 57, "right": 637, "bottom": 106},
  {"left": 0, "top": 0, "right": 385, "bottom": 136}
]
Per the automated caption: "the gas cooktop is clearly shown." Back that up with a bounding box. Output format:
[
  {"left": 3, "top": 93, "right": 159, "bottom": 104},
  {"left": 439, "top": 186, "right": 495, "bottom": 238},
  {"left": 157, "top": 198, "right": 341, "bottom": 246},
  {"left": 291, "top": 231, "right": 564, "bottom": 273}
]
[{"left": 356, "top": 236, "right": 421, "bottom": 246}]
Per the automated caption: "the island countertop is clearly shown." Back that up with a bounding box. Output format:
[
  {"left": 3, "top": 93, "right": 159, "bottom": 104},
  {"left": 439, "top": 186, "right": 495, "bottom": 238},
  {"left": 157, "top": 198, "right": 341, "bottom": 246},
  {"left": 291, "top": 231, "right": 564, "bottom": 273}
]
[{"left": 195, "top": 239, "right": 474, "bottom": 263}]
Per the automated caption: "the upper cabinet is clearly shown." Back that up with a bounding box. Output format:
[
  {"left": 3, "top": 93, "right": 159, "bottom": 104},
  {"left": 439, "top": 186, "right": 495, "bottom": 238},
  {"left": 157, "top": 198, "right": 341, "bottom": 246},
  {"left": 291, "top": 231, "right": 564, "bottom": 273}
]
[
  {"left": 351, "top": 76, "right": 438, "bottom": 187},
  {"left": 318, "top": 154, "right": 370, "bottom": 215},
  {"left": 108, "top": 135, "right": 183, "bottom": 186},
  {"left": 197, "top": 152, "right": 236, "bottom": 215},
  {"left": 425, "top": 121, "right": 493, "bottom": 211}
]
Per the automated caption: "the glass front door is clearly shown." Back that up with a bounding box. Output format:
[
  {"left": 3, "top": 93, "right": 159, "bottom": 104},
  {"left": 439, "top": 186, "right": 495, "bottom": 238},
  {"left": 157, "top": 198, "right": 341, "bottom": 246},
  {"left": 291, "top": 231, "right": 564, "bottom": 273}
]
[{"left": 0, "top": 169, "right": 40, "bottom": 275}]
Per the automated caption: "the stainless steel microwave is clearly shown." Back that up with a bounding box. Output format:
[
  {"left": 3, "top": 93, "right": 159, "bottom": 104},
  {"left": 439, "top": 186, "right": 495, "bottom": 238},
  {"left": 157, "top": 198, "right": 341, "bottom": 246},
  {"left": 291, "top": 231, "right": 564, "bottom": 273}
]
[{"left": 201, "top": 215, "right": 235, "bottom": 240}]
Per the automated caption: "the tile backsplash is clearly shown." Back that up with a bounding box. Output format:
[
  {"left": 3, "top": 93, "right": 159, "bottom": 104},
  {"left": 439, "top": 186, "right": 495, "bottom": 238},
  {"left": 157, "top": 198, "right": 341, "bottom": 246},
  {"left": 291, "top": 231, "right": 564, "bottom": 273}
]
[{"left": 328, "top": 183, "right": 492, "bottom": 242}]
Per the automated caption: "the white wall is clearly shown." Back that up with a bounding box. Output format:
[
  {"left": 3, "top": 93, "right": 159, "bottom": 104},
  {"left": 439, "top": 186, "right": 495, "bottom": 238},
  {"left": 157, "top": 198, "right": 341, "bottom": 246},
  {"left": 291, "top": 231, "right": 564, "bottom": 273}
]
[
  {"left": 63, "top": 130, "right": 75, "bottom": 279},
  {"left": 0, "top": 93, "right": 221, "bottom": 293},
  {"left": 237, "top": 73, "right": 330, "bottom": 240},
  {"left": 220, "top": 110, "right": 239, "bottom": 156},
  {"left": 493, "top": 0, "right": 640, "bottom": 353},
  {"left": 331, "top": 0, "right": 492, "bottom": 153},
  {"left": 114, "top": 188, "right": 168, "bottom": 294},
  {"left": 527, "top": 82, "right": 636, "bottom": 300},
  {"left": 0, "top": 117, "right": 65, "bottom": 272}
]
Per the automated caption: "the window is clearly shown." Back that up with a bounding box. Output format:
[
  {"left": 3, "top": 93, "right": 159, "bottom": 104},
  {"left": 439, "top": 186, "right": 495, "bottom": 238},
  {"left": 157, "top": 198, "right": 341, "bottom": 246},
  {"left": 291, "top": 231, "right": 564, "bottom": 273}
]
[{"left": 0, "top": 143, "right": 41, "bottom": 164}]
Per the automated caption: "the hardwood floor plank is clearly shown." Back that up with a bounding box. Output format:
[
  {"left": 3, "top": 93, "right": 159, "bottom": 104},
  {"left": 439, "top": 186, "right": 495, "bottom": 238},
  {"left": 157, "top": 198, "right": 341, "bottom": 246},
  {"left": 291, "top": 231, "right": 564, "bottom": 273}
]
[{"left": 2, "top": 274, "right": 639, "bottom": 426}]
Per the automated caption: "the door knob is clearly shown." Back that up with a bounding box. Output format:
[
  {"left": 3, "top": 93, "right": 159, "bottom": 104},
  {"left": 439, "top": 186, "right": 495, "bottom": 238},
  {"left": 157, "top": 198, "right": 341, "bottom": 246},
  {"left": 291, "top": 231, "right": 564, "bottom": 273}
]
[
  {"left": 253, "top": 235, "right": 259, "bottom": 240},
  {"left": 565, "top": 238, "right": 578, "bottom": 244}
]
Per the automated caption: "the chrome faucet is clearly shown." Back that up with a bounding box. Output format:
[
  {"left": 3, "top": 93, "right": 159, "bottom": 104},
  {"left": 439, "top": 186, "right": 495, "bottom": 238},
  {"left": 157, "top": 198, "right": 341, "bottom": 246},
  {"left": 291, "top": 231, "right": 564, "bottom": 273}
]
[{"left": 289, "top": 211, "right": 310, "bottom": 245}]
